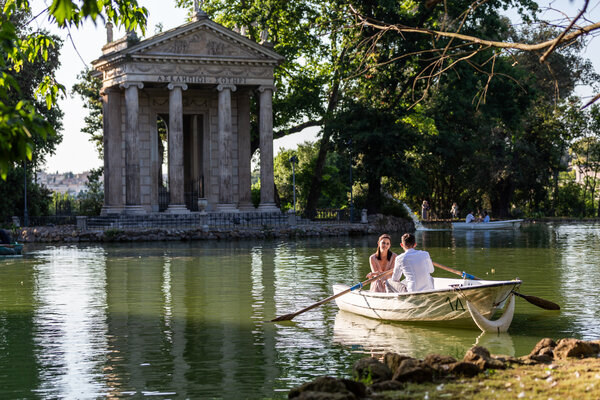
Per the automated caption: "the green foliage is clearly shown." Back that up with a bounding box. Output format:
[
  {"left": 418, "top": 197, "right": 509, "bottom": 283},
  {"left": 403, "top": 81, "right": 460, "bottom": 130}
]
[
  {"left": 0, "top": 0, "right": 147, "bottom": 178},
  {"left": 104, "top": 228, "right": 122, "bottom": 240},
  {"left": 72, "top": 69, "right": 103, "bottom": 157},
  {"left": 77, "top": 167, "right": 103, "bottom": 216},
  {"left": 274, "top": 141, "right": 348, "bottom": 213},
  {"left": 327, "top": 101, "right": 422, "bottom": 214},
  {"left": 251, "top": 181, "right": 260, "bottom": 208},
  {"left": 0, "top": 164, "right": 52, "bottom": 222}
]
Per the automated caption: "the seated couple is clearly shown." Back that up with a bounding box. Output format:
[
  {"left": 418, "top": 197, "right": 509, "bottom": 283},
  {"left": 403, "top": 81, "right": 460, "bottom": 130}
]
[{"left": 367, "top": 233, "right": 434, "bottom": 293}]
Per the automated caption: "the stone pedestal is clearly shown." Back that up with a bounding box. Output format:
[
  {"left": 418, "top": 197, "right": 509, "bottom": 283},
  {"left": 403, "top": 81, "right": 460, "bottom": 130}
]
[
  {"left": 165, "top": 204, "right": 190, "bottom": 214},
  {"left": 123, "top": 205, "right": 147, "bottom": 215}
]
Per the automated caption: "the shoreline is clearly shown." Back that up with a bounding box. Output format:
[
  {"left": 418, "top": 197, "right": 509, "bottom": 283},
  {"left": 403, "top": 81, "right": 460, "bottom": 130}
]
[
  {"left": 13, "top": 214, "right": 414, "bottom": 243},
  {"left": 289, "top": 338, "right": 600, "bottom": 399}
]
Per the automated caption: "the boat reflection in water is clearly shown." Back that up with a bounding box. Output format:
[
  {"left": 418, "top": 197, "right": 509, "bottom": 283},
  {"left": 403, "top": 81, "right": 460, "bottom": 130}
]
[{"left": 333, "top": 311, "right": 515, "bottom": 359}]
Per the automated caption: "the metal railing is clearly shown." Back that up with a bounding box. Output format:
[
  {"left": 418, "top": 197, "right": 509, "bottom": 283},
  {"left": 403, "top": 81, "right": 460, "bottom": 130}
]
[
  {"left": 26, "top": 215, "right": 78, "bottom": 226},
  {"left": 86, "top": 212, "right": 289, "bottom": 230}
]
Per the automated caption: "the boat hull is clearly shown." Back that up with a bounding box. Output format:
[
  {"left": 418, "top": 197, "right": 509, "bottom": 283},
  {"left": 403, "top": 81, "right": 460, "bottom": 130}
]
[
  {"left": 333, "top": 277, "right": 520, "bottom": 323},
  {"left": 452, "top": 219, "right": 523, "bottom": 230},
  {"left": 0, "top": 244, "right": 23, "bottom": 256}
]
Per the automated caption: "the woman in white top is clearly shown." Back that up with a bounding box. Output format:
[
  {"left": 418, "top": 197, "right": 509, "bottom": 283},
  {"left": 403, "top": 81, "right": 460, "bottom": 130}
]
[{"left": 366, "top": 234, "right": 397, "bottom": 292}]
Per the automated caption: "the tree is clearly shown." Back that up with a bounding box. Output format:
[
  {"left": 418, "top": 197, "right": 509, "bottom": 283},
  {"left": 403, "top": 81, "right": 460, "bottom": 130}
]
[
  {"left": 350, "top": 0, "right": 600, "bottom": 107},
  {"left": 0, "top": 0, "right": 148, "bottom": 178},
  {"left": 0, "top": 3, "right": 64, "bottom": 220},
  {"left": 72, "top": 69, "right": 103, "bottom": 156},
  {"left": 274, "top": 142, "right": 348, "bottom": 213},
  {"left": 326, "top": 101, "right": 424, "bottom": 214},
  {"left": 175, "top": 0, "right": 355, "bottom": 217}
]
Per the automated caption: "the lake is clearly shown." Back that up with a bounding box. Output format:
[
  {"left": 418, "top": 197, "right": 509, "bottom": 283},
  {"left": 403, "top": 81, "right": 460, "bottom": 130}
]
[{"left": 0, "top": 222, "right": 598, "bottom": 398}]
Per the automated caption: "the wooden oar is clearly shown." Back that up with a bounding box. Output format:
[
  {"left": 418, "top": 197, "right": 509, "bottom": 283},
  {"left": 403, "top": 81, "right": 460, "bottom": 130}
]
[
  {"left": 271, "top": 269, "right": 393, "bottom": 322},
  {"left": 432, "top": 261, "right": 560, "bottom": 310}
]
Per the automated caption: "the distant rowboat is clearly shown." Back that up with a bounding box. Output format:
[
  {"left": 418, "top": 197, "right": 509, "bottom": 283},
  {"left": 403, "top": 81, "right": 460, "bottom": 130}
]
[
  {"left": 452, "top": 219, "right": 523, "bottom": 230},
  {"left": 0, "top": 243, "right": 23, "bottom": 256}
]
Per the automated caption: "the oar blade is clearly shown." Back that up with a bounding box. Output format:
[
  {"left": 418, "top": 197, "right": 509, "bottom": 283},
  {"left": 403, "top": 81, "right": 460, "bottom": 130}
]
[
  {"left": 270, "top": 313, "right": 297, "bottom": 322},
  {"left": 513, "top": 291, "right": 560, "bottom": 310}
]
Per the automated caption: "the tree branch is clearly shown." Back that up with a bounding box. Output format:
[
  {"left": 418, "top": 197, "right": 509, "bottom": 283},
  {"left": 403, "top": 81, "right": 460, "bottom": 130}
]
[
  {"left": 273, "top": 119, "right": 323, "bottom": 140},
  {"left": 539, "top": 0, "right": 589, "bottom": 63},
  {"left": 349, "top": 5, "right": 600, "bottom": 53}
]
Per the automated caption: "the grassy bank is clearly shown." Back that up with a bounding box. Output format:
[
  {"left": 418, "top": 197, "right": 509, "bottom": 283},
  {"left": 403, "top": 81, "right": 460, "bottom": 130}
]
[
  {"left": 396, "top": 358, "right": 600, "bottom": 399},
  {"left": 289, "top": 338, "right": 600, "bottom": 399}
]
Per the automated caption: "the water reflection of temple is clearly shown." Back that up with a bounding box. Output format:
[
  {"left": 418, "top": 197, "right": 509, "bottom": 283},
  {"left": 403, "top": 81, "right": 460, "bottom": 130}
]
[{"left": 101, "top": 244, "right": 279, "bottom": 398}]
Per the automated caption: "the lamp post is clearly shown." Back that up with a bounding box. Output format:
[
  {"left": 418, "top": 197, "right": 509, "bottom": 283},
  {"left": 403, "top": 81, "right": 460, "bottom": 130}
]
[
  {"left": 348, "top": 139, "right": 353, "bottom": 223},
  {"left": 289, "top": 155, "right": 298, "bottom": 214},
  {"left": 23, "top": 161, "right": 29, "bottom": 227}
]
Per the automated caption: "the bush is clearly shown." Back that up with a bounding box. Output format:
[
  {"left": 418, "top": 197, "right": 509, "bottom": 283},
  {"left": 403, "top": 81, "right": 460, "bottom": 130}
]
[{"left": 556, "top": 182, "right": 586, "bottom": 217}]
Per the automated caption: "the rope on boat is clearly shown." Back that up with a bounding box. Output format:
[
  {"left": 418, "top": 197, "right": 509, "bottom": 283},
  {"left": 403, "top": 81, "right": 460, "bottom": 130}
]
[
  {"left": 451, "top": 282, "right": 516, "bottom": 333},
  {"left": 467, "top": 294, "right": 515, "bottom": 333},
  {"left": 493, "top": 289, "right": 514, "bottom": 308}
]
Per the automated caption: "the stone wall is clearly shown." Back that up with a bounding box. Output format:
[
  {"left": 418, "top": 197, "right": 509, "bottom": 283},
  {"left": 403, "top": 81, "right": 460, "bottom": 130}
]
[
  {"left": 16, "top": 223, "right": 408, "bottom": 243},
  {"left": 14, "top": 214, "right": 415, "bottom": 243},
  {"left": 367, "top": 214, "right": 416, "bottom": 234}
]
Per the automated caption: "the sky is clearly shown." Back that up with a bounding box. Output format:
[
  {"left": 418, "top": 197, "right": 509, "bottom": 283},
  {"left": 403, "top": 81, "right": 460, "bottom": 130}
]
[{"left": 32, "top": 0, "right": 600, "bottom": 174}]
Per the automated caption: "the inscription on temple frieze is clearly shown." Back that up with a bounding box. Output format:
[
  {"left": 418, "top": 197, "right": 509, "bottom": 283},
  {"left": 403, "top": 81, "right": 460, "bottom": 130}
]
[{"left": 156, "top": 75, "right": 247, "bottom": 85}]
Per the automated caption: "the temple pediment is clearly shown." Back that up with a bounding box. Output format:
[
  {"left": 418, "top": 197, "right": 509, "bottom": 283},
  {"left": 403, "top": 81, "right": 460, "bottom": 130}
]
[
  {"left": 95, "top": 17, "right": 283, "bottom": 68},
  {"left": 139, "top": 27, "right": 259, "bottom": 59}
]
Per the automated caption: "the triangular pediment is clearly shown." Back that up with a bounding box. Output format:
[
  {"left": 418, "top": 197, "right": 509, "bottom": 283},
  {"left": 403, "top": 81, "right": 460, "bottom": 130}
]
[{"left": 125, "top": 18, "right": 283, "bottom": 63}]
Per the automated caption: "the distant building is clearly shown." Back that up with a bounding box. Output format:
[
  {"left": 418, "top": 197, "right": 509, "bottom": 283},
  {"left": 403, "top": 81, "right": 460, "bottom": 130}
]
[
  {"left": 574, "top": 166, "right": 600, "bottom": 184},
  {"left": 36, "top": 171, "right": 103, "bottom": 196}
]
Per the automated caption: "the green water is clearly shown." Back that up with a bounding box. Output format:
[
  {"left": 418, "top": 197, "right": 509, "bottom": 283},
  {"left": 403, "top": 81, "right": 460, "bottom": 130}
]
[{"left": 0, "top": 222, "right": 598, "bottom": 398}]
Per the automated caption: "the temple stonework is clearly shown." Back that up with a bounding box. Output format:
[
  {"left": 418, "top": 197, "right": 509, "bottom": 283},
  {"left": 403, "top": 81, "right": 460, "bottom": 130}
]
[{"left": 92, "top": 15, "right": 284, "bottom": 214}]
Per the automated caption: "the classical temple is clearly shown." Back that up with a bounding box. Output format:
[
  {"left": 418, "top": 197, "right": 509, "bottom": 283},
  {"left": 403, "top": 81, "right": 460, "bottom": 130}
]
[{"left": 92, "top": 10, "right": 283, "bottom": 215}]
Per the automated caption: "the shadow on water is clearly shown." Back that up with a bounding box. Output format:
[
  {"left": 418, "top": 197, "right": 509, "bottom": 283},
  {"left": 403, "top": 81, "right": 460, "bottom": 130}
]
[{"left": 0, "top": 223, "right": 598, "bottom": 397}]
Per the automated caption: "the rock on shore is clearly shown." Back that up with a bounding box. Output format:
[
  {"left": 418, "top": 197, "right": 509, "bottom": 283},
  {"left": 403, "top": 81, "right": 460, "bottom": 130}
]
[{"left": 289, "top": 338, "right": 600, "bottom": 399}]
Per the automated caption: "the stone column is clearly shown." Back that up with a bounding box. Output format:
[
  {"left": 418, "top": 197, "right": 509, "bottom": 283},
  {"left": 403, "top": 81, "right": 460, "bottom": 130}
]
[
  {"left": 120, "top": 81, "right": 146, "bottom": 214},
  {"left": 257, "top": 85, "right": 278, "bottom": 212},
  {"left": 216, "top": 84, "right": 239, "bottom": 213},
  {"left": 237, "top": 90, "right": 254, "bottom": 211},
  {"left": 101, "top": 86, "right": 124, "bottom": 215},
  {"left": 166, "top": 82, "right": 190, "bottom": 214}
]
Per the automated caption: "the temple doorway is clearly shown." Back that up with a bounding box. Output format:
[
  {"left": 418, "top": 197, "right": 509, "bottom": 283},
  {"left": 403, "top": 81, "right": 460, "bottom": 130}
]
[{"left": 157, "top": 114, "right": 205, "bottom": 212}]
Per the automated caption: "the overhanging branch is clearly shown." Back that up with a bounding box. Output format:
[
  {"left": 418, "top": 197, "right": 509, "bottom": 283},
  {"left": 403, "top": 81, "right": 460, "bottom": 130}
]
[
  {"left": 350, "top": 5, "right": 600, "bottom": 55},
  {"left": 274, "top": 119, "right": 323, "bottom": 140}
]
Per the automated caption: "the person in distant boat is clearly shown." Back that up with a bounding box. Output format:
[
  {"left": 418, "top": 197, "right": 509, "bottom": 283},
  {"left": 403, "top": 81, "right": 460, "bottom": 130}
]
[
  {"left": 483, "top": 211, "right": 490, "bottom": 223},
  {"left": 386, "top": 233, "right": 434, "bottom": 293},
  {"left": 421, "top": 200, "right": 430, "bottom": 221},
  {"left": 465, "top": 211, "right": 475, "bottom": 223},
  {"left": 450, "top": 203, "right": 459, "bottom": 220},
  {"left": 0, "top": 229, "right": 11, "bottom": 244},
  {"left": 367, "top": 234, "right": 397, "bottom": 292}
]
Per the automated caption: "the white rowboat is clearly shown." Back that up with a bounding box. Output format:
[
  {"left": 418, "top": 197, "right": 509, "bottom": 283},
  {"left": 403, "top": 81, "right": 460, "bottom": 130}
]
[
  {"left": 333, "top": 277, "right": 521, "bottom": 332},
  {"left": 451, "top": 219, "right": 523, "bottom": 230}
]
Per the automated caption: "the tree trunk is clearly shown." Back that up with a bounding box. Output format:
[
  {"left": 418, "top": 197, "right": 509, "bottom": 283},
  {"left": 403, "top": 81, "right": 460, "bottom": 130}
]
[
  {"left": 304, "top": 48, "right": 347, "bottom": 218},
  {"left": 552, "top": 168, "right": 559, "bottom": 217},
  {"left": 491, "top": 179, "right": 514, "bottom": 218},
  {"left": 304, "top": 132, "right": 331, "bottom": 218},
  {"left": 366, "top": 175, "right": 381, "bottom": 214}
]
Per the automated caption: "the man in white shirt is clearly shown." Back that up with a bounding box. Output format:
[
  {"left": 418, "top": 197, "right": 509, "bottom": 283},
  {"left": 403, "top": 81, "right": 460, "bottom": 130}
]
[
  {"left": 386, "top": 233, "right": 434, "bottom": 293},
  {"left": 465, "top": 211, "right": 475, "bottom": 223}
]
